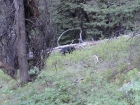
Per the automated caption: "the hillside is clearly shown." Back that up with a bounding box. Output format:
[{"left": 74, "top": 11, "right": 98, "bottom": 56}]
[{"left": 0, "top": 35, "right": 140, "bottom": 105}]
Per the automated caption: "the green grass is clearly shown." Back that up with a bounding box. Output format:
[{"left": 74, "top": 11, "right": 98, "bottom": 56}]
[{"left": 0, "top": 35, "right": 140, "bottom": 105}]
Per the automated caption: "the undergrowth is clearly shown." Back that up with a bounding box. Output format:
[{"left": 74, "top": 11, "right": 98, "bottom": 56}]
[{"left": 0, "top": 35, "right": 140, "bottom": 105}]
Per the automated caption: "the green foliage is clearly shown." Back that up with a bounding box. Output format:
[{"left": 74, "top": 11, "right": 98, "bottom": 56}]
[
  {"left": 1, "top": 36, "right": 140, "bottom": 105},
  {"left": 120, "top": 76, "right": 140, "bottom": 105},
  {"left": 54, "top": 0, "right": 140, "bottom": 44},
  {"left": 28, "top": 66, "right": 39, "bottom": 75}
]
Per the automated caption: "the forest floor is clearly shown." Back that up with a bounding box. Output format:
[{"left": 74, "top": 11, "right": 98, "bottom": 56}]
[{"left": 0, "top": 34, "right": 140, "bottom": 105}]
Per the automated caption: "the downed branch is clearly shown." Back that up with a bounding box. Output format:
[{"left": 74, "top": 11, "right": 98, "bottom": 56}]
[{"left": 53, "top": 41, "right": 97, "bottom": 52}]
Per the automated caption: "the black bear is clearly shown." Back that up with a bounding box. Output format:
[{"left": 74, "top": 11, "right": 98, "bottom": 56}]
[{"left": 60, "top": 46, "right": 75, "bottom": 56}]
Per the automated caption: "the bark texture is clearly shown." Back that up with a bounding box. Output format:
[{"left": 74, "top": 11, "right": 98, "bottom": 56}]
[{"left": 14, "top": 0, "right": 30, "bottom": 83}]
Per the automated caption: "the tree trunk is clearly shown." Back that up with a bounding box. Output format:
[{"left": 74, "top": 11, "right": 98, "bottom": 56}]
[{"left": 14, "top": 0, "right": 30, "bottom": 84}]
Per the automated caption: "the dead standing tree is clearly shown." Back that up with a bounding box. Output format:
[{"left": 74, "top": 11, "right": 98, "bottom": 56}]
[{"left": 0, "top": 0, "right": 55, "bottom": 84}]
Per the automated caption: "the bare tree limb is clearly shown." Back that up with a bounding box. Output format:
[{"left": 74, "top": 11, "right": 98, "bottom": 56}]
[
  {"left": 78, "top": 29, "right": 83, "bottom": 43},
  {"left": 70, "top": 39, "right": 76, "bottom": 44},
  {"left": 57, "top": 28, "right": 74, "bottom": 46},
  {"left": 57, "top": 28, "right": 84, "bottom": 46}
]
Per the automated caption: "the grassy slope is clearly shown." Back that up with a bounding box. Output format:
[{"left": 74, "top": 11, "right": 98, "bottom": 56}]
[{"left": 0, "top": 35, "right": 140, "bottom": 105}]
